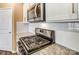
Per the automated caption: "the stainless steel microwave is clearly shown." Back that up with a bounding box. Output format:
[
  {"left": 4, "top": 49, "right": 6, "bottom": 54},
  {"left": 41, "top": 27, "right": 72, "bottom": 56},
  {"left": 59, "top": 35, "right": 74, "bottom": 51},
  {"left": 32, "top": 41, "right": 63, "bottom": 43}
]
[{"left": 27, "top": 3, "right": 45, "bottom": 22}]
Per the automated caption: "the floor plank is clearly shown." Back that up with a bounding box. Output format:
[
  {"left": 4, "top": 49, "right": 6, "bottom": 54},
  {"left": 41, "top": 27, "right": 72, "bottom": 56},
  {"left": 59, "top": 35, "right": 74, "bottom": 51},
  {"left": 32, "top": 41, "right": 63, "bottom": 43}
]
[{"left": 0, "top": 50, "right": 17, "bottom": 55}]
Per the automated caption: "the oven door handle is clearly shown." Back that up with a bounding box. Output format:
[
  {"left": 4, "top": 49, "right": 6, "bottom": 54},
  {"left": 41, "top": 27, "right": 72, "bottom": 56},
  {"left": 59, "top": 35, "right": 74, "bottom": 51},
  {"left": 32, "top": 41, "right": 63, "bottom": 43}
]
[{"left": 35, "top": 4, "right": 38, "bottom": 18}]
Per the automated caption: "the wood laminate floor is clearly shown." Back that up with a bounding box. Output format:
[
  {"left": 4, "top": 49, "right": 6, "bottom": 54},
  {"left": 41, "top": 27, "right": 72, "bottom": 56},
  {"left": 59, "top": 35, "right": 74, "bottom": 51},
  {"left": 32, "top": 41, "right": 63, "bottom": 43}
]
[{"left": 0, "top": 50, "right": 16, "bottom": 55}]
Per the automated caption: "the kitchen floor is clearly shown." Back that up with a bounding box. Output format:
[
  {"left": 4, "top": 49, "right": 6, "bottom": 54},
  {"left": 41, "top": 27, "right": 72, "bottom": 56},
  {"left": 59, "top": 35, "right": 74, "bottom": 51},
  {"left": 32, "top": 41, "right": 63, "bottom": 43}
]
[
  {"left": 0, "top": 43, "right": 79, "bottom": 55},
  {"left": 0, "top": 50, "right": 17, "bottom": 55}
]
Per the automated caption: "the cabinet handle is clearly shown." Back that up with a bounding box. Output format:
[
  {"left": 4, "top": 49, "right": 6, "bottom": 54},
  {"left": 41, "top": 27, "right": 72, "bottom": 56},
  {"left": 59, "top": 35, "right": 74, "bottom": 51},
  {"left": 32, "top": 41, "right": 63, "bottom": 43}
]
[
  {"left": 72, "top": 3, "right": 75, "bottom": 13},
  {"left": 9, "top": 32, "right": 11, "bottom": 34},
  {"left": 35, "top": 4, "right": 38, "bottom": 17}
]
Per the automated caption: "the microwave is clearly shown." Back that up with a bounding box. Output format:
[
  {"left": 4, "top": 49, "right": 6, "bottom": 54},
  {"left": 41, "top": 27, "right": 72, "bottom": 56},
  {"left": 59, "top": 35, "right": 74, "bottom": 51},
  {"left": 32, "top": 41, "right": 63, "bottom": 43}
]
[{"left": 27, "top": 3, "right": 45, "bottom": 22}]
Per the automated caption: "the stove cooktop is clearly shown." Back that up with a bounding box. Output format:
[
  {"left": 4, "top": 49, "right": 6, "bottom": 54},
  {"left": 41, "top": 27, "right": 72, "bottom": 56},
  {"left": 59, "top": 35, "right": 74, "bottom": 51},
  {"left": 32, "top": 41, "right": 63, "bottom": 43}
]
[
  {"left": 20, "top": 36, "right": 50, "bottom": 52},
  {"left": 18, "top": 28, "right": 55, "bottom": 55}
]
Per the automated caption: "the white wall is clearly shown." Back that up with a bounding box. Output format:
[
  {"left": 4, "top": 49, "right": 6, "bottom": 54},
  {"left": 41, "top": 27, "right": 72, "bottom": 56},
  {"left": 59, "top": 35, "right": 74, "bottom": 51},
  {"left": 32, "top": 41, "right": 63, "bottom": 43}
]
[
  {"left": 16, "top": 22, "right": 29, "bottom": 33},
  {"left": 28, "top": 23, "right": 40, "bottom": 33},
  {"left": 56, "top": 31, "right": 79, "bottom": 52},
  {"left": 28, "top": 22, "right": 79, "bottom": 52}
]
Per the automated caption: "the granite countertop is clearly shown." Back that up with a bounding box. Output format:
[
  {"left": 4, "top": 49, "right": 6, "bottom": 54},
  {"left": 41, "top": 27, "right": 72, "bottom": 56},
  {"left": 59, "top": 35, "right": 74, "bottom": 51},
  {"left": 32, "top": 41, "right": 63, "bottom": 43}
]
[{"left": 32, "top": 43, "right": 79, "bottom": 55}]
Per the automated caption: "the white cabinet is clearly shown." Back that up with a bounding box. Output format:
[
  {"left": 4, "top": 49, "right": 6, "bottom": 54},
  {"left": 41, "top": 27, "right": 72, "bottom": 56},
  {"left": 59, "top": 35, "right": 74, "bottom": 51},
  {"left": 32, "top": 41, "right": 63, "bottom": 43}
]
[
  {"left": 78, "top": 3, "right": 79, "bottom": 19},
  {"left": 46, "top": 3, "right": 78, "bottom": 22}
]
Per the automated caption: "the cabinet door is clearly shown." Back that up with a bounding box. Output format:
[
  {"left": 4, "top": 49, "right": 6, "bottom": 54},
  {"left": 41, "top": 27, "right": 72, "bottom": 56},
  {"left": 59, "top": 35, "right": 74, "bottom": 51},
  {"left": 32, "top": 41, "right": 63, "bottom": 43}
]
[
  {"left": 46, "top": 3, "right": 78, "bottom": 22},
  {"left": 78, "top": 3, "right": 79, "bottom": 19}
]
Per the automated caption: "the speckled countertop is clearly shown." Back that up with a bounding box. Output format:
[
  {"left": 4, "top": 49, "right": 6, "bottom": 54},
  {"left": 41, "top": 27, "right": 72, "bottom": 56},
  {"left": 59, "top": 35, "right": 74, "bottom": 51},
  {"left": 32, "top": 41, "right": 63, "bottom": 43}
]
[{"left": 32, "top": 43, "right": 79, "bottom": 55}]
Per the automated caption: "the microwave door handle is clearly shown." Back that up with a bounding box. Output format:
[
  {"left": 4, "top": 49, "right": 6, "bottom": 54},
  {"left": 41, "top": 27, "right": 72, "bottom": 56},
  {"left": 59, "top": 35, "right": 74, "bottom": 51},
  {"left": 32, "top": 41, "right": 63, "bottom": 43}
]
[{"left": 35, "top": 4, "right": 37, "bottom": 17}]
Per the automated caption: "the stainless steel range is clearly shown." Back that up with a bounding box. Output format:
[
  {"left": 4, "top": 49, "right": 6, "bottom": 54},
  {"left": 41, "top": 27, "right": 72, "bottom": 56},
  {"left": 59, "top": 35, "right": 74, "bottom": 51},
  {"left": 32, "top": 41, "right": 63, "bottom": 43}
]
[{"left": 17, "top": 28, "right": 55, "bottom": 55}]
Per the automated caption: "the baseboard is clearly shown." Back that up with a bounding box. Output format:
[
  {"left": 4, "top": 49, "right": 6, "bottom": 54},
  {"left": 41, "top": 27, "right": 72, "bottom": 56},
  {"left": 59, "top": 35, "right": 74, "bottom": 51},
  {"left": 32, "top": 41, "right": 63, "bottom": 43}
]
[{"left": 12, "top": 50, "right": 17, "bottom": 53}]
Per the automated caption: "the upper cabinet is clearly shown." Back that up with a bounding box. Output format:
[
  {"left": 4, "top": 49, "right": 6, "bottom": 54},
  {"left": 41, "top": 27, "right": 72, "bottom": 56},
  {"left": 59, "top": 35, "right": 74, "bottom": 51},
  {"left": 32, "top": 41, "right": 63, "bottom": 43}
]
[
  {"left": 46, "top": 3, "right": 78, "bottom": 22},
  {"left": 24, "top": 3, "right": 79, "bottom": 23},
  {"left": 78, "top": 4, "right": 79, "bottom": 19}
]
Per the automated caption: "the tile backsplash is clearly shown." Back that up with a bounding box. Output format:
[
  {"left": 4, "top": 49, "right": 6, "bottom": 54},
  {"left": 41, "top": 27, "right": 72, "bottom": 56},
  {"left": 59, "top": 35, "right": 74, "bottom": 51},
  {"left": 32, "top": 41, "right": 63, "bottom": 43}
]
[
  {"left": 16, "top": 22, "right": 29, "bottom": 33},
  {"left": 28, "top": 22, "right": 79, "bottom": 33},
  {"left": 28, "top": 22, "right": 69, "bottom": 33}
]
